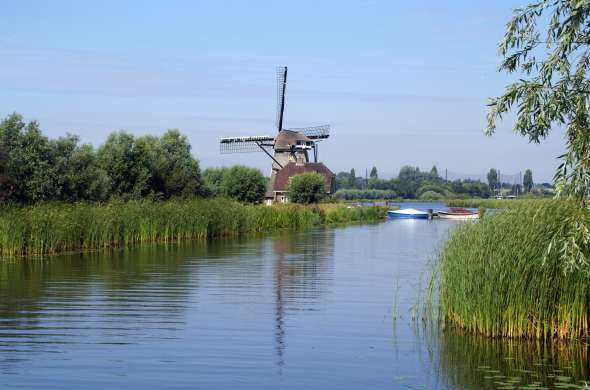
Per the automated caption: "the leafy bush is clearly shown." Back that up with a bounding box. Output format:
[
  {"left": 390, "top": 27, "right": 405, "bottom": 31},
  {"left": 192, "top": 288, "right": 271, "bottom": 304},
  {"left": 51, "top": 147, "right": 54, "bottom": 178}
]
[
  {"left": 219, "top": 165, "right": 266, "bottom": 203},
  {"left": 288, "top": 172, "right": 326, "bottom": 204},
  {"left": 419, "top": 190, "right": 444, "bottom": 200}
]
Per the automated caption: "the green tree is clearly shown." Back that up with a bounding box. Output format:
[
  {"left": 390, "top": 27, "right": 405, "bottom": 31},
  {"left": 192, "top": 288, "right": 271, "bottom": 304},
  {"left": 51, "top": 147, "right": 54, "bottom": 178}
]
[
  {"left": 52, "top": 135, "right": 110, "bottom": 201},
  {"left": 151, "top": 129, "right": 202, "bottom": 197},
  {"left": 202, "top": 167, "right": 227, "bottom": 197},
  {"left": 487, "top": 1, "right": 590, "bottom": 272},
  {"left": 369, "top": 166, "right": 378, "bottom": 179},
  {"left": 487, "top": 1, "right": 590, "bottom": 199},
  {"left": 523, "top": 169, "right": 534, "bottom": 193},
  {"left": 220, "top": 165, "right": 266, "bottom": 203},
  {"left": 348, "top": 168, "right": 356, "bottom": 188},
  {"left": 0, "top": 143, "right": 14, "bottom": 202},
  {"left": 398, "top": 165, "right": 420, "bottom": 181},
  {"left": 0, "top": 113, "right": 57, "bottom": 202},
  {"left": 487, "top": 168, "right": 498, "bottom": 192},
  {"left": 287, "top": 172, "right": 326, "bottom": 204},
  {"left": 430, "top": 165, "right": 439, "bottom": 178},
  {"left": 97, "top": 131, "right": 151, "bottom": 199}
]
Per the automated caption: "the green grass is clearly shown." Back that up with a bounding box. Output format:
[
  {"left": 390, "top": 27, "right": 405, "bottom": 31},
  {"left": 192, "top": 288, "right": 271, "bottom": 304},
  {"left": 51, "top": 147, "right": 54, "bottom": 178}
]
[
  {"left": 319, "top": 204, "right": 388, "bottom": 224},
  {"left": 438, "top": 199, "right": 590, "bottom": 340},
  {"left": 0, "top": 199, "right": 387, "bottom": 257},
  {"left": 446, "top": 198, "right": 542, "bottom": 209}
]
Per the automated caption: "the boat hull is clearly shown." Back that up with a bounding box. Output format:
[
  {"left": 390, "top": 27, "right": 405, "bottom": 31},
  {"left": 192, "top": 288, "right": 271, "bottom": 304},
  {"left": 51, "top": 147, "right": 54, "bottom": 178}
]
[
  {"left": 387, "top": 210, "right": 429, "bottom": 219},
  {"left": 437, "top": 212, "right": 478, "bottom": 220}
]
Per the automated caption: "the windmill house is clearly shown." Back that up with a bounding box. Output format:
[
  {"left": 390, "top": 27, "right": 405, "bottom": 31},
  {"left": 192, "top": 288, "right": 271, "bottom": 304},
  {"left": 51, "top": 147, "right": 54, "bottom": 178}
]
[{"left": 220, "top": 67, "right": 335, "bottom": 205}]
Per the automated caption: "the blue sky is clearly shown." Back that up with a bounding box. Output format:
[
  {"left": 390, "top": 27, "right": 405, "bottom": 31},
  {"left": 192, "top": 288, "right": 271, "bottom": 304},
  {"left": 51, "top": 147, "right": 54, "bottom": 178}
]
[{"left": 0, "top": 0, "right": 564, "bottom": 182}]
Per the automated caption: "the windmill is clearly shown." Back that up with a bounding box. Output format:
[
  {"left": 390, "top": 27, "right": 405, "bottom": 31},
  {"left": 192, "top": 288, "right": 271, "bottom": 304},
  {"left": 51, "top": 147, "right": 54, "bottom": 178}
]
[{"left": 220, "top": 67, "right": 334, "bottom": 204}]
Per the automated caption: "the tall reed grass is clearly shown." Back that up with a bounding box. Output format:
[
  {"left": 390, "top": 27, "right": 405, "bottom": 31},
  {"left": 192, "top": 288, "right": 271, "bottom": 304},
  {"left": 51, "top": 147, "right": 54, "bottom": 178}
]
[
  {"left": 446, "top": 198, "right": 535, "bottom": 209},
  {"left": 438, "top": 200, "right": 590, "bottom": 340},
  {"left": 0, "top": 199, "right": 387, "bottom": 257}
]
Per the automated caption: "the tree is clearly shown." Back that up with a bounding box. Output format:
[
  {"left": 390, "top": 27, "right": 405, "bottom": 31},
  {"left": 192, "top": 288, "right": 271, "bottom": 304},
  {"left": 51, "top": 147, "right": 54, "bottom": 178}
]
[
  {"left": 487, "top": 1, "right": 590, "bottom": 199},
  {"left": 487, "top": 1, "right": 590, "bottom": 272},
  {"left": 52, "top": 135, "right": 110, "bottom": 201},
  {"left": 220, "top": 165, "right": 266, "bottom": 203},
  {"left": 0, "top": 114, "right": 57, "bottom": 202},
  {"left": 97, "top": 131, "right": 152, "bottom": 199},
  {"left": 369, "top": 166, "right": 378, "bottom": 179},
  {"left": 287, "top": 173, "right": 326, "bottom": 204},
  {"left": 151, "top": 129, "right": 202, "bottom": 197},
  {"left": 398, "top": 165, "right": 420, "bottom": 181},
  {"left": 202, "top": 167, "right": 227, "bottom": 197},
  {"left": 487, "top": 168, "right": 498, "bottom": 192},
  {"left": 348, "top": 168, "right": 356, "bottom": 188},
  {"left": 430, "top": 165, "right": 439, "bottom": 178},
  {"left": 523, "top": 169, "right": 533, "bottom": 193},
  {"left": 0, "top": 143, "right": 14, "bottom": 202}
]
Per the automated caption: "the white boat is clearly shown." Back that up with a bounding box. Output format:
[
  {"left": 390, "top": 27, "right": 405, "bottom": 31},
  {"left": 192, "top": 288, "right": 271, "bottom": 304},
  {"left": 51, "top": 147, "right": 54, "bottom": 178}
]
[
  {"left": 387, "top": 208, "right": 429, "bottom": 219},
  {"left": 437, "top": 208, "right": 478, "bottom": 220}
]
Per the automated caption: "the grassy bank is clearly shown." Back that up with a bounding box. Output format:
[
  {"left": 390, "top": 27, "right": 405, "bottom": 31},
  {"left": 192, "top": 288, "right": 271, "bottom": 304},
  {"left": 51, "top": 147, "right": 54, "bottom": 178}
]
[
  {"left": 438, "top": 200, "right": 590, "bottom": 340},
  {"left": 446, "top": 198, "right": 539, "bottom": 209},
  {"left": 0, "top": 199, "right": 387, "bottom": 257}
]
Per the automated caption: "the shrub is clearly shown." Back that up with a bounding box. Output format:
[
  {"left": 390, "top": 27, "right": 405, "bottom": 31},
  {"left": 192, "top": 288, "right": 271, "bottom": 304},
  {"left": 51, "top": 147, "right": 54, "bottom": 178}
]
[
  {"left": 219, "top": 166, "right": 266, "bottom": 203},
  {"left": 419, "top": 190, "right": 444, "bottom": 200},
  {"left": 287, "top": 173, "right": 326, "bottom": 204}
]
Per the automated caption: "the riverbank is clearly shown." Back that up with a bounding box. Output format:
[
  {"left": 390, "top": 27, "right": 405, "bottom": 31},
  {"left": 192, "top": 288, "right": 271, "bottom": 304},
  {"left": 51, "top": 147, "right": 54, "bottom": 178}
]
[
  {"left": 438, "top": 199, "right": 590, "bottom": 340},
  {"left": 0, "top": 199, "right": 387, "bottom": 257},
  {"left": 446, "top": 198, "right": 544, "bottom": 209}
]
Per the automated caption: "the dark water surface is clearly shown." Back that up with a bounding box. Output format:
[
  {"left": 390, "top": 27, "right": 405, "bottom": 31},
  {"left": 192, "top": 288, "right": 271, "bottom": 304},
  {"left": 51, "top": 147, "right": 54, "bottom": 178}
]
[{"left": 1, "top": 217, "right": 588, "bottom": 389}]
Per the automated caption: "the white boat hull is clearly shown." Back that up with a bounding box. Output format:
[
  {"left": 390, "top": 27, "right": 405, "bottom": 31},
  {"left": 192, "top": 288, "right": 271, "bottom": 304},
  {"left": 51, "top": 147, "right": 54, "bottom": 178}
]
[{"left": 437, "top": 212, "right": 478, "bottom": 220}]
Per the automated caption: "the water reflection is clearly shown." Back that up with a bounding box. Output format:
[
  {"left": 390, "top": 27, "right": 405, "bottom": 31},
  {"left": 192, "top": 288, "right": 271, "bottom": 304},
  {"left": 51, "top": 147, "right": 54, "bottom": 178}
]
[
  {"left": 271, "top": 230, "right": 335, "bottom": 368},
  {"left": 435, "top": 328, "right": 590, "bottom": 389}
]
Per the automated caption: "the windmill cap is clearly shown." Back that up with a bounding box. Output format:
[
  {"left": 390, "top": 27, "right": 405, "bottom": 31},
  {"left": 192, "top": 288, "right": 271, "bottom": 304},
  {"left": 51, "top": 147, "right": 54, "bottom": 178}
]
[{"left": 274, "top": 129, "right": 313, "bottom": 151}]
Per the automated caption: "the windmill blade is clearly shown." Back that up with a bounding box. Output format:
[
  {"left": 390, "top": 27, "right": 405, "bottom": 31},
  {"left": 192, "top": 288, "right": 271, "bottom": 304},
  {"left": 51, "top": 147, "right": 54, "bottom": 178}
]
[
  {"left": 220, "top": 135, "right": 274, "bottom": 154},
  {"left": 290, "top": 125, "right": 331, "bottom": 140},
  {"left": 275, "top": 66, "right": 288, "bottom": 132}
]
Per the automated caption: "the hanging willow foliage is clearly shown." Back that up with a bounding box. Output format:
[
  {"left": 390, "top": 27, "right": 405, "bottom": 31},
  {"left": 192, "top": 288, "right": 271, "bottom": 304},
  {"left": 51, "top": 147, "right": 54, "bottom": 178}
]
[{"left": 486, "top": 0, "right": 590, "bottom": 273}]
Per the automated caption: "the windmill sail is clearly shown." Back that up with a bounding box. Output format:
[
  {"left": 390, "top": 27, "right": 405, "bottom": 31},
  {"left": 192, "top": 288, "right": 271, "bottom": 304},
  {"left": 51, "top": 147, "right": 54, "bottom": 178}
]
[
  {"left": 290, "top": 125, "right": 331, "bottom": 140},
  {"left": 276, "top": 66, "right": 287, "bottom": 132},
  {"left": 220, "top": 135, "right": 274, "bottom": 154}
]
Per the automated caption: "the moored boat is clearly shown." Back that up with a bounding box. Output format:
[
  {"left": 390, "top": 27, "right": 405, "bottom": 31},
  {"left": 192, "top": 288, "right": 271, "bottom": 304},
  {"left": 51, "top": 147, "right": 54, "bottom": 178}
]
[
  {"left": 387, "top": 208, "right": 429, "bottom": 219},
  {"left": 437, "top": 207, "right": 478, "bottom": 220}
]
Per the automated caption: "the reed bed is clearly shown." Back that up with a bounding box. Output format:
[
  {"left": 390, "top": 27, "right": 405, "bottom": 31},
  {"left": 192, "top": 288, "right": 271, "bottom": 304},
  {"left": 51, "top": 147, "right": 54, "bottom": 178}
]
[
  {"left": 439, "top": 199, "right": 590, "bottom": 340},
  {"left": 319, "top": 204, "right": 388, "bottom": 224},
  {"left": 0, "top": 199, "right": 387, "bottom": 257},
  {"left": 446, "top": 198, "right": 539, "bottom": 209}
]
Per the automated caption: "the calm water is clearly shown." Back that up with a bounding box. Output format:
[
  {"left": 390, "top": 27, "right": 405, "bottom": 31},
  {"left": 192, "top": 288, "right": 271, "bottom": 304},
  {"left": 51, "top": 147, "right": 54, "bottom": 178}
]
[{"left": 1, "top": 212, "right": 588, "bottom": 389}]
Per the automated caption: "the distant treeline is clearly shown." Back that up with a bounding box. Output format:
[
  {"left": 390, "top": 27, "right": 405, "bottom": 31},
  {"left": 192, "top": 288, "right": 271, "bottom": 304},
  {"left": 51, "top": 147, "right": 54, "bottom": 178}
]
[
  {"left": 334, "top": 166, "right": 552, "bottom": 200},
  {"left": 0, "top": 113, "right": 552, "bottom": 205}
]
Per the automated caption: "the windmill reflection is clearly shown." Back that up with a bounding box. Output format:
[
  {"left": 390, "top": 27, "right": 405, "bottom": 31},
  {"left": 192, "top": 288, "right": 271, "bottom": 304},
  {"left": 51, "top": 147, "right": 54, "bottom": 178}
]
[{"left": 271, "top": 229, "right": 335, "bottom": 368}]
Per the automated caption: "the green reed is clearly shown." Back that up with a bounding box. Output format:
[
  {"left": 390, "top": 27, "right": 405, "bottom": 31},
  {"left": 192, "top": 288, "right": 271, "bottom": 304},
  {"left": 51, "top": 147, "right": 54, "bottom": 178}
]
[
  {"left": 446, "top": 198, "right": 537, "bottom": 209},
  {"left": 438, "top": 200, "right": 590, "bottom": 340},
  {"left": 0, "top": 199, "right": 387, "bottom": 257},
  {"left": 320, "top": 204, "right": 387, "bottom": 224}
]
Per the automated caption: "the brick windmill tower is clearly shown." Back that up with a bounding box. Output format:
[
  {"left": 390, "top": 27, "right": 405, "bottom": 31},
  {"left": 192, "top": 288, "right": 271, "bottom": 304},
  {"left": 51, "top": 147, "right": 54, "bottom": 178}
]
[{"left": 220, "top": 67, "right": 335, "bottom": 204}]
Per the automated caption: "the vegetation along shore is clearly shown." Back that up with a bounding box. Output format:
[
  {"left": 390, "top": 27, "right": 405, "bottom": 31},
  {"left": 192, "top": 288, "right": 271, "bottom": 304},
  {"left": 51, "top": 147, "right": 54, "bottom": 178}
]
[
  {"left": 438, "top": 200, "right": 589, "bottom": 340},
  {"left": 0, "top": 199, "right": 386, "bottom": 257}
]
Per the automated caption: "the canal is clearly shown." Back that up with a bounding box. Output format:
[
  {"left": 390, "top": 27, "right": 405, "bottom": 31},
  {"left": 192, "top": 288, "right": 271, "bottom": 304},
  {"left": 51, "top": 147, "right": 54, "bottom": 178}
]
[{"left": 1, "top": 211, "right": 588, "bottom": 389}]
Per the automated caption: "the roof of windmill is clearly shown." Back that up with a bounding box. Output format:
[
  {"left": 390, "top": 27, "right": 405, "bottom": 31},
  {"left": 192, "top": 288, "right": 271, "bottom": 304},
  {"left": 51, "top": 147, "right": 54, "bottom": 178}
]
[{"left": 274, "top": 129, "right": 313, "bottom": 150}]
